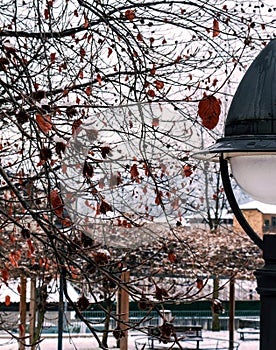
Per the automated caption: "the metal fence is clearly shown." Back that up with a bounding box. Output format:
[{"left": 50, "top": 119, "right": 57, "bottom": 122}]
[{"left": 72, "top": 309, "right": 260, "bottom": 332}]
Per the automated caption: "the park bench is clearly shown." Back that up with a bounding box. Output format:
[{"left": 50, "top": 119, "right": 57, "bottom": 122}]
[
  {"left": 146, "top": 324, "right": 203, "bottom": 349},
  {"left": 237, "top": 318, "right": 260, "bottom": 340}
]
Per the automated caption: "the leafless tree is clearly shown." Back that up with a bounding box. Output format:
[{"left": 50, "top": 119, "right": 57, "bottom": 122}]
[{"left": 0, "top": 0, "right": 275, "bottom": 348}]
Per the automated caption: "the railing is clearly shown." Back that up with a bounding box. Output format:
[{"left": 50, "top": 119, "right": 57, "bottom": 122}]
[
  {"left": 81, "top": 309, "right": 260, "bottom": 320},
  {"left": 72, "top": 310, "right": 260, "bottom": 332}
]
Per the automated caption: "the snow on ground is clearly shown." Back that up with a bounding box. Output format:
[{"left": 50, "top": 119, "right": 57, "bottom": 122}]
[{"left": 0, "top": 330, "right": 259, "bottom": 349}]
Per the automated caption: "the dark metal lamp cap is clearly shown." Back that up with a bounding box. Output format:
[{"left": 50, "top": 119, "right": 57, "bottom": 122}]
[{"left": 207, "top": 39, "right": 276, "bottom": 155}]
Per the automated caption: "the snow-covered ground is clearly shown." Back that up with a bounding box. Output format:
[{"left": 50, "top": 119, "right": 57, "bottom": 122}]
[{"left": 0, "top": 330, "right": 259, "bottom": 349}]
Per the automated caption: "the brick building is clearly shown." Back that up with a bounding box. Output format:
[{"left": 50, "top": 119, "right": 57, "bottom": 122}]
[{"left": 233, "top": 201, "right": 276, "bottom": 237}]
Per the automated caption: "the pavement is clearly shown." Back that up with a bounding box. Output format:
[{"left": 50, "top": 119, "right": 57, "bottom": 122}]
[{"left": 0, "top": 330, "right": 259, "bottom": 349}]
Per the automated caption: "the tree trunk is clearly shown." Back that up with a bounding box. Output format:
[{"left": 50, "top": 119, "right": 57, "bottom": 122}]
[
  {"left": 116, "top": 270, "right": 130, "bottom": 350},
  {"left": 33, "top": 282, "right": 48, "bottom": 344},
  {"left": 19, "top": 275, "right": 27, "bottom": 350},
  {"left": 102, "top": 298, "right": 113, "bottom": 348},
  {"left": 29, "top": 277, "right": 36, "bottom": 350},
  {"left": 229, "top": 278, "right": 235, "bottom": 350},
  {"left": 212, "top": 276, "right": 220, "bottom": 331}
]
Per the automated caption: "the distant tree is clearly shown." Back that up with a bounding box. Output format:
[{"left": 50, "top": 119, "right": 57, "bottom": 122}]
[{"left": 0, "top": 0, "right": 275, "bottom": 348}]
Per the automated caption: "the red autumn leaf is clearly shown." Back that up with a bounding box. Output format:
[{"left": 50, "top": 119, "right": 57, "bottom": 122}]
[
  {"left": 84, "top": 15, "right": 89, "bottom": 28},
  {"left": 155, "top": 191, "right": 163, "bottom": 205},
  {"left": 9, "top": 250, "right": 21, "bottom": 267},
  {"left": 125, "top": 9, "right": 135, "bottom": 21},
  {"left": 147, "top": 89, "right": 155, "bottom": 98},
  {"left": 56, "top": 142, "right": 66, "bottom": 158},
  {"left": 85, "top": 86, "right": 92, "bottom": 96},
  {"left": 92, "top": 251, "right": 110, "bottom": 265},
  {"left": 44, "top": 8, "right": 49, "bottom": 20},
  {"left": 212, "top": 78, "right": 218, "bottom": 87},
  {"left": 36, "top": 114, "right": 52, "bottom": 133},
  {"left": 150, "top": 64, "right": 156, "bottom": 76},
  {"left": 98, "top": 178, "right": 104, "bottom": 189},
  {"left": 198, "top": 95, "right": 221, "bottom": 130},
  {"left": 155, "top": 286, "right": 168, "bottom": 301},
  {"left": 143, "top": 163, "right": 150, "bottom": 177},
  {"left": 5, "top": 295, "right": 10, "bottom": 306},
  {"left": 32, "top": 90, "right": 46, "bottom": 101},
  {"left": 130, "top": 164, "right": 139, "bottom": 179},
  {"left": 1, "top": 269, "right": 9, "bottom": 282},
  {"left": 50, "top": 189, "right": 64, "bottom": 217},
  {"left": 213, "top": 19, "right": 220, "bottom": 37},
  {"left": 99, "top": 200, "right": 112, "bottom": 214},
  {"left": 80, "top": 47, "right": 86, "bottom": 58},
  {"left": 196, "top": 278, "right": 204, "bottom": 289},
  {"left": 184, "top": 165, "right": 193, "bottom": 177},
  {"left": 50, "top": 52, "right": 56, "bottom": 63},
  {"left": 101, "top": 146, "right": 112, "bottom": 158},
  {"left": 45, "top": 260, "right": 49, "bottom": 269},
  {"left": 39, "top": 146, "right": 52, "bottom": 161},
  {"left": 72, "top": 119, "right": 82, "bottom": 135},
  {"left": 96, "top": 203, "right": 100, "bottom": 215},
  {"left": 154, "top": 80, "right": 164, "bottom": 90},
  {"left": 15, "top": 109, "right": 29, "bottom": 124},
  {"left": 63, "top": 89, "right": 69, "bottom": 96},
  {"left": 107, "top": 47, "right": 113, "bottom": 58},
  {"left": 168, "top": 251, "right": 177, "bottom": 263},
  {"left": 4, "top": 43, "right": 16, "bottom": 54},
  {"left": 152, "top": 118, "right": 159, "bottom": 127},
  {"left": 59, "top": 217, "right": 72, "bottom": 227},
  {"left": 77, "top": 294, "right": 90, "bottom": 310},
  {"left": 83, "top": 160, "right": 94, "bottom": 178},
  {"left": 65, "top": 107, "right": 78, "bottom": 118},
  {"left": 74, "top": 9, "right": 78, "bottom": 17},
  {"left": 96, "top": 73, "right": 102, "bottom": 85},
  {"left": 79, "top": 70, "right": 84, "bottom": 79},
  {"left": 137, "top": 33, "right": 143, "bottom": 42},
  {"left": 17, "top": 284, "right": 21, "bottom": 294},
  {"left": 27, "top": 239, "right": 35, "bottom": 254}
]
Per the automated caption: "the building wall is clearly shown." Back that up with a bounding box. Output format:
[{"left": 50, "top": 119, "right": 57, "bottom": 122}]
[
  {"left": 263, "top": 214, "right": 276, "bottom": 233},
  {"left": 233, "top": 209, "right": 264, "bottom": 237}
]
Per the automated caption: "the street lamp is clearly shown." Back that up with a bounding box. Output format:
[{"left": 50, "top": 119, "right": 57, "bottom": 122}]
[{"left": 201, "top": 39, "right": 276, "bottom": 350}]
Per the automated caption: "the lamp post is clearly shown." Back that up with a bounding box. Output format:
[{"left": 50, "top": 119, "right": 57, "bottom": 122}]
[{"left": 202, "top": 39, "right": 276, "bottom": 350}]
